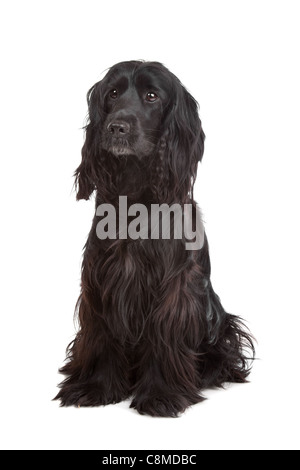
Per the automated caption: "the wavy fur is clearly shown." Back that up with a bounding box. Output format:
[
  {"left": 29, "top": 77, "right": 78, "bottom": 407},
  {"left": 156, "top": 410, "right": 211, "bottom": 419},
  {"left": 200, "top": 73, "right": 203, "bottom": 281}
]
[{"left": 55, "top": 61, "right": 254, "bottom": 416}]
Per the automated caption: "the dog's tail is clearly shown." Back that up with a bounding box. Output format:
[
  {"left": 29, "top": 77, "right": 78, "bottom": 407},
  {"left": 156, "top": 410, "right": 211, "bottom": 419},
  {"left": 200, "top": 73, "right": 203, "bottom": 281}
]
[
  {"left": 198, "top": 235, "right": 256, "bottom": 388},
  {"left": 199, "top": 278, "right": 255, "bottom": 388}
]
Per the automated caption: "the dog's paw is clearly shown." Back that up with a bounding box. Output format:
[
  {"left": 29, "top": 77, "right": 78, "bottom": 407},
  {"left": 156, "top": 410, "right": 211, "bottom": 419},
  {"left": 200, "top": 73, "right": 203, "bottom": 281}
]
[
  {"left": 130, "top": 392, "right": 202, "bottom": 418},
  {"left": 54, "top": 383, "right": 129, "bottom": 408}
]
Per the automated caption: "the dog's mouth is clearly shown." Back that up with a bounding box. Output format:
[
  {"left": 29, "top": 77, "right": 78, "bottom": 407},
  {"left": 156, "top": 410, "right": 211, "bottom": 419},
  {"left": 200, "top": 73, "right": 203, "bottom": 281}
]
[
  {"left": 103, "top": 133, "right": 157, "bottom": 159},
  {"left": 106, "top": 137, "right": 134, "bottom": 156}
]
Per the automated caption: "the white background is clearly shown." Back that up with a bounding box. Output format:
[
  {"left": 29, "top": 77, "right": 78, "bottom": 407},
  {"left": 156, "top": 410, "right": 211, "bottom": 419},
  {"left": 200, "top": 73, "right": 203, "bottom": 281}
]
[{"left": 0, "top": 0, "right": 299, "bottom": 450}]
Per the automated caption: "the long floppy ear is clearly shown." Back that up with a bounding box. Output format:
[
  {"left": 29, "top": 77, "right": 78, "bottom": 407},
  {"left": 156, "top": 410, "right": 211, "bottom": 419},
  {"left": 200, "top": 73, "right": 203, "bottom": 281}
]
[
  {"left": 159, "top": 81, "right": 205, "bottom": 201},
  {"left": 74, "top": 82, "right": 103, "bottom": 200}
]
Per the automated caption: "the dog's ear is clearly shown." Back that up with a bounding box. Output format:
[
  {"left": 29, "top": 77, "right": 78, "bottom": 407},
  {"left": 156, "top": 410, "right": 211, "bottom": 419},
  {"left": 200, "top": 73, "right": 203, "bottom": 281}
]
[
  {"left": 74, "top": 82, "right": 102, "bottom": 201},
  {"left": 160, "top": 82, "right": 205, "bottom": 200}
]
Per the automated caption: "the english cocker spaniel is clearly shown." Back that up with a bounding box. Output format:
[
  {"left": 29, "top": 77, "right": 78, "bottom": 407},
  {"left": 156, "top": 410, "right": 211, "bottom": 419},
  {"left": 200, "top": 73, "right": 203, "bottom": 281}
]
[{"left": 55, "top": 60, "right": 254, "bottom": 417}]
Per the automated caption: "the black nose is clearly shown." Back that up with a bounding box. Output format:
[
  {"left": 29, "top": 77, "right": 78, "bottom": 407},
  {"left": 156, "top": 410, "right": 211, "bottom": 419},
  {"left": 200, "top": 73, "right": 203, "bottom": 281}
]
[{"left": 107, "top": 121, "right": 130, "bottom": 135}]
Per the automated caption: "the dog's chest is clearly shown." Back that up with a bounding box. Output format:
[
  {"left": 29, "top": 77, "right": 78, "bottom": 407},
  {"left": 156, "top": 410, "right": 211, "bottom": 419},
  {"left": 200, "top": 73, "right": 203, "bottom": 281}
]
[{"left": 99, "top": 238, "right": 186, "bottom": 339}]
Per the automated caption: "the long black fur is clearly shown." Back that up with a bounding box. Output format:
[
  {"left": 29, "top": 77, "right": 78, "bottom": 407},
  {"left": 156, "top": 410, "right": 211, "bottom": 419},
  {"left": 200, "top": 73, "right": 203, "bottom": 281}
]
[{"left": 55, "top": 61, "right": 254, "bottom": 416}]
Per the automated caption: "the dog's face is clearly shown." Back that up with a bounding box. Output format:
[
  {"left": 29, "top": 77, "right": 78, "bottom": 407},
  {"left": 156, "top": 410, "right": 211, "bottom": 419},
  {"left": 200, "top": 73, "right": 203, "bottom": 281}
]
[
  {"left": 75, "top": 61, "right": 205, "bottom": 201},
  {"left": 101, "top": 62, "right": 169, "bottom": 158}
]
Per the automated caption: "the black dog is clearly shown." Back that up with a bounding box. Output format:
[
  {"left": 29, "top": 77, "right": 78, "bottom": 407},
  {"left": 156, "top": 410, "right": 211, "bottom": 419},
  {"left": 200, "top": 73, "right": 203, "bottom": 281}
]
[{"left": 55, "top": 61, "right": 254, "bottom": 416}]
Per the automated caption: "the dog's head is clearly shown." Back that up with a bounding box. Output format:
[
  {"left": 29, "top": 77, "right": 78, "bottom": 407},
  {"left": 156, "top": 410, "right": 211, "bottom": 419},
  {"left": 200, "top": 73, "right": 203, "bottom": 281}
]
[{"left": 75, "top": 60, "right": 205, "bottom": 201}]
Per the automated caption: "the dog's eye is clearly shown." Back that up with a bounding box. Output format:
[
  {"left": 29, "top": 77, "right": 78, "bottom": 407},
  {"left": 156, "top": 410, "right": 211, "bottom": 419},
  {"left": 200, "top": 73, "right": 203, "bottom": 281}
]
[
  {"left": 109, "top": 89, "right": 118, "bottom": 99},
  {"left": 146, "top": 92, "right": 158, "bottom": 102}
]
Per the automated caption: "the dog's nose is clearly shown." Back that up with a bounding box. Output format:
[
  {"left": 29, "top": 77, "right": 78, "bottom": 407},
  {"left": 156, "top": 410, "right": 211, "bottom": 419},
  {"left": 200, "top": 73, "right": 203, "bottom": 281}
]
[{"left": 107, "top": 121, "right": 130, "bottom": 135}]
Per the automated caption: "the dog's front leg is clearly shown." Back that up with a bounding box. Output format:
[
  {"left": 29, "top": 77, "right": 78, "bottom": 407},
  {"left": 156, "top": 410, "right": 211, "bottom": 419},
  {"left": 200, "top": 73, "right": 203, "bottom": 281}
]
[
  {"left": 55, "top": 246, "right": 131, "bottom": 407},
  {"left": 130, "top": 272, "right": 204, "bottom": 417},
  {"left": 55, "top": 298, "right": 131, "bottom": 407}
]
